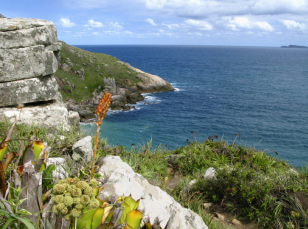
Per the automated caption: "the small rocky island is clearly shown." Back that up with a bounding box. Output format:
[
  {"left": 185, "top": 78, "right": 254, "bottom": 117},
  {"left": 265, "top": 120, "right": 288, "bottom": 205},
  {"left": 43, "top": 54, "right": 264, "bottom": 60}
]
[{"left": 281, "top": 45, "right": 308, "bottom": 48}]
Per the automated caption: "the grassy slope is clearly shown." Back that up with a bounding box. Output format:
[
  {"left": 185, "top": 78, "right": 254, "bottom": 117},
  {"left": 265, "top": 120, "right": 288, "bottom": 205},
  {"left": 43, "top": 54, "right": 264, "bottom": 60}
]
[
  {"left": 2, "top": 120, "right": 308, "bottom": 228},
  {"left": 55, "top": 41, "right": 142, "bottom": 102}
]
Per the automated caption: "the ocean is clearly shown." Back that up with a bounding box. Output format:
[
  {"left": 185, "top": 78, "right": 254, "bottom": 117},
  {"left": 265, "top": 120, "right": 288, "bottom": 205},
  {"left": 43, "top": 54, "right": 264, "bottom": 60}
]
[{"left": 77, "top": 45, "right": 308, "bottom": 167}]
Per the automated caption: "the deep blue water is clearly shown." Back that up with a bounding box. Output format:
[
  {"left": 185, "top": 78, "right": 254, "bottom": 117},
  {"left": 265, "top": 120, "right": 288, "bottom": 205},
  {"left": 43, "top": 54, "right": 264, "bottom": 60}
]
[{"left": 77, "top": 45, "right": 308, "bottom": 167}]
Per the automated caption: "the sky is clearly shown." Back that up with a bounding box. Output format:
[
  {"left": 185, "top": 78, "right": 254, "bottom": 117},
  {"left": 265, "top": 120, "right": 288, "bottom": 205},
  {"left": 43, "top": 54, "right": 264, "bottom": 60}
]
[{"left": 2, "top": 0, "right": 308, "bottom": 46}]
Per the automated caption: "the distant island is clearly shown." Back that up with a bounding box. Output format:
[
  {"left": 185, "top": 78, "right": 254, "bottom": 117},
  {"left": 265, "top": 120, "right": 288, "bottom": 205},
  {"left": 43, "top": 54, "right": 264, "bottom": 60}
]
[{"left": 281, "top": 45, "right": 308, "bottom": 48}]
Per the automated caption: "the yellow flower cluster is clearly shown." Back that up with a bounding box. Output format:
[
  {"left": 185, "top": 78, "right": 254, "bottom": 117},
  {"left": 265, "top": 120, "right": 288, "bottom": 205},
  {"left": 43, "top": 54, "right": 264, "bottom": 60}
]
[{"left": 51, "top": 177, "right": 100, "bottom": 221}]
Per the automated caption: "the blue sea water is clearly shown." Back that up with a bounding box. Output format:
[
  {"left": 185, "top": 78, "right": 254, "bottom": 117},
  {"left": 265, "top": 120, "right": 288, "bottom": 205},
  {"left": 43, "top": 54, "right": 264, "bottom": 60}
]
[{"left": 77, "top": 45, "right": 308, "bottom": 167}]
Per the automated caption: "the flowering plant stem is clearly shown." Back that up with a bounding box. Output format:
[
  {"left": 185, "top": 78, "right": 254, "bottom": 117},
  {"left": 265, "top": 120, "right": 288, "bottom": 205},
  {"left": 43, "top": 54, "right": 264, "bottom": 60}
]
[{"left": 90, "top": 125, "right": 101, "bottom": 179}]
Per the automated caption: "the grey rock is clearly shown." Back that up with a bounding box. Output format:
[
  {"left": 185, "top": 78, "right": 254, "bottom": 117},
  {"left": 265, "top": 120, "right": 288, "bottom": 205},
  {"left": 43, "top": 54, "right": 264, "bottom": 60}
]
[
  {"left": 181, "top": 179, "right": 197, "bottom": 195},
  {"left": 204, "top": 167, "right": 216, "bottom": 180},
  {"left": 0, "top": 14, "right": 6, "bottom": 18},
  {"left": 0, "top": 101, "right": 70, "bottom": 130},
  {"left": 46, "top": 157, "right": 68, "bottom": 181},
  {"left": 72, "top": 136, "right": 93, "bottom": 163},
  {"left": 117, "top": 61, "right": 174, "bottom": 93},
  {"left": 203, "top": 203, "right": 213, "bottom": 210},
  {"left": 232, "top": 218, "right": 242, "bottom": 226},
  {"left": 76, "top": 68, "right": 85, "bottom": 80},
  {"left": 78, "top": 110, "right": 95, "bottom": 120},
  {"left": 68, "top": 111, "right": 80, "bottom": 127},
  {"left": 61, "top": 63, "right": 71, "bottom": 72},
  {"left": 0, "top": 75, "right": 61, "bottom": 106},
  {"left": 103, "top": 77, "right": 116, "bottom": 94},
  {"left": 127, "top": 92, "right": 144, "bottom": 104},
  {"left": 46, "top": 42, "right": 62, "bottom": 52},
  {"left": 0, "top": 18, "right": 57, "bottom": 48},
  {"left": 0, "top": 45, "right": 59, "bottom": 82},
  {"left": 166, "top": 154, "right": 181, "bottom": 167},
  {"left": 99, "top": 156, "right": 208, "bottom": 229}
]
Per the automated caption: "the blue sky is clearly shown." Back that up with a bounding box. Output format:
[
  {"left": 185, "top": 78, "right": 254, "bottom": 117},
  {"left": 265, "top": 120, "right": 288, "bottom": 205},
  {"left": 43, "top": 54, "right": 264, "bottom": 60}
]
[{"left": 2, "top": 0, "right": 308, "bottom": 46}]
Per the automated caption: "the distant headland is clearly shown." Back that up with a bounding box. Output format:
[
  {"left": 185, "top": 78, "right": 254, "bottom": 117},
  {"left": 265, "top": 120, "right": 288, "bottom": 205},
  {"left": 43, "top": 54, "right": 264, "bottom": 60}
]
[{"left": 281, "top": 45, "right": 308, "bottom": 48}]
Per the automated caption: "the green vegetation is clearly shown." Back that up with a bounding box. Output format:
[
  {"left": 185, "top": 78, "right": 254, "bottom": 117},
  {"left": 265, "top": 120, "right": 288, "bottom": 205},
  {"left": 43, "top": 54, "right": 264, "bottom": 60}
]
[
  {"left": 1, "top": 119, "right": 308, "bottom": 228},
  {"left": 55, "top": 41, "right": 142, "bottom": 102}
]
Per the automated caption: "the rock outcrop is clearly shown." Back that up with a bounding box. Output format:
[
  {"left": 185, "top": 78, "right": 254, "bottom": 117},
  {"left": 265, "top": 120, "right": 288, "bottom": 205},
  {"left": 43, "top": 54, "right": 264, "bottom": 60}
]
[
  {"left": 0, "top": 17, "right": 77, "bottom": 129},
  {"left": 117, "top": 61, "right": 174, "bottom": 93},
  {"left": 99, "top": 156, "right": 208, "bottom": 229}
]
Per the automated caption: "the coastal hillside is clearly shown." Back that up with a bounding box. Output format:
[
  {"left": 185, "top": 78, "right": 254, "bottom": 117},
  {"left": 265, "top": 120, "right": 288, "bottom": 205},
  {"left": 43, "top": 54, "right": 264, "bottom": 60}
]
[{"left": 55, "top": 41, "right": 174, "bottom": 119}]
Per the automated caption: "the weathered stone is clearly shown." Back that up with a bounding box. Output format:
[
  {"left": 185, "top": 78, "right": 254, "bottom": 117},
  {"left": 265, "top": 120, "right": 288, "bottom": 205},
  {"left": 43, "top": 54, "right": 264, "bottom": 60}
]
[
  {"left": 0, "top": 45, "right": 58, "bottom": 82},
  {"left": 99, "top": 156, "right": 208, "bottom": 229},
  {"left": 104, "top": 77, "right": 116, "bottom": 94},
  {"left": 0, "top": 18, "right": 57, "bottom": 48},
  {"left": 127, "top": 92, "right": 144, "bottom": 104},
  {"left": 68, "top": 111, "right": 80, "bottom": 127},
  {"left": 203, "top": 203, "right": 213, "bottom": 210},
  {"left": 0, "top": 75, "right": 60, "bottom": 106},
  {"left": 72, "top": 136, "right": 93, "bottom": 163},
  {"left": 46, "top": 42, "right": 62, "bottom": 52},
  {"left": 215, "top": 213, "right": 226, "bottom": 222},
  {"left": 46, "top": 157, "right": 68, "bottom": 181},
  {"left": 166, "top": 154, "right": 181, "bottom": 167},
  {"left": 231, "top": 218, "right": 242, "bottom": 226},
  {"left": 204, "top": 167, "right": 216, "bottom": 180},
  {"left": 181, "top": 179, "right": 197, "bottom": 195},
  {"left": 61, "top": 63, "right": 71, "bottom": 72},
  {"left": 117, "top": 61, "right": 174, "bottom": 93},
  {"left": 76, "top": 68, "right": 84, "bottom": 80},
  {"left": 78, "top": 110, "right": 96, "bottom": 120},
  {"left": 0, "top": 101, "right": 70, "bottom": 130}
]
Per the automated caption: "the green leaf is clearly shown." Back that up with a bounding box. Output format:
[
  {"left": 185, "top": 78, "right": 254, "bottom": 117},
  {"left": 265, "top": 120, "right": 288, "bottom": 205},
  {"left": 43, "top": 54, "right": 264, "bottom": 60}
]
[
  {"left": 119, "top": 202, "right": 131, "bottom": 225},
  {"left": 76, "top": 208, "right": 97, "bottom": 229},
  {"left": 92, "top": 207, "right": 105, "bottom": 229},
  {"left": 3, "top": 217, "right": 16, "bottom": 229},
  {"left": 17, "top": 209, "right": 32, "bottom": 216},
  {"left": 0, "top": 210, "right": 36, "bottom": 229},
  {"left": 42, "top": 164, "right": 56, "bottom": 189}
]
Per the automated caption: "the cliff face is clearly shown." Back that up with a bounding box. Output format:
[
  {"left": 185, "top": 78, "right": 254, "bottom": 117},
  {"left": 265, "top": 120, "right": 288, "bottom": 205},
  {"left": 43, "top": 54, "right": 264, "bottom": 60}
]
[{"left": 0, "top": 17, "right": 79, "bottom": 129}]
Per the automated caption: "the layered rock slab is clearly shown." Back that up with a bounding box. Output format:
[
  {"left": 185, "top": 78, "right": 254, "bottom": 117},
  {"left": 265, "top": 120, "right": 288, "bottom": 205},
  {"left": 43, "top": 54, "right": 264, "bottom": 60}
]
[
  {"left": 0, "top": 17, "right": 77, "bottom": 129},
  {"left": 0, "top": 45, "right": 59, "bottom": 82},
  {"left": 0, "top": 18, "right": 58, "bottom": 48},
  {"left": 99, "top": 156, "right": 208, "bottom": 229},
  {"left": 0, "top": 75, "right": 60, "bottom": 106},
  {"left": 0, "top": 101, "right": 70, "bottom": 130}
]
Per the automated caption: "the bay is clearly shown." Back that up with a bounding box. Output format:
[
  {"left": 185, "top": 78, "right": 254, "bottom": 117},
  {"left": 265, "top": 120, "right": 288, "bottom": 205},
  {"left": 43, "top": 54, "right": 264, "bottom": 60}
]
[{"left": 77, "top": 45, "right": 308, "bottom": 167}]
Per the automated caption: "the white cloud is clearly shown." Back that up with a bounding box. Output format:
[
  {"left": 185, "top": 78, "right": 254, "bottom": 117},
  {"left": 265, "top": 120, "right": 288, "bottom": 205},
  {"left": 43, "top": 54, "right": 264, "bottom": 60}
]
[
  {"left": 110, "top": 22, "right": 123, "bottom": 30},
  {"left": 88, "top": 19, "right": 103, "bottom": 27},
  {"left": 185, "top": 19, "right": 212, "bottom": 31},
  {"left": 162, "top": 23, "right": 179, "bottom": 29},
  {"left": 92, "top": 32, "right": 99, "bottom": 35},
  {"left": 144, "top": 0, "right": 308, "bottom": 18},
  {"left": 228, "top": 17, "right": 274, "bottom": 31},
  {"left": 282, "top": 20, "right": 307, "bottom": 30},
  {"left": 145, "top": 18, "right": 157, "bottom": 26},
  {"left": 60, "top": 18, "right": 76, "bottom": 27},
  {"left": 124, "top": 31, "right": 133, "bottom": 34}
]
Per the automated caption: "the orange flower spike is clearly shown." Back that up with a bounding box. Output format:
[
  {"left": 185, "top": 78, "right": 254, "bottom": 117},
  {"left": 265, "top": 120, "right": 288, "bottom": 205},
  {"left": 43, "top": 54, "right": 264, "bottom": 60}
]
[
  {"left": 96, "top": 92, "right": 112, "bottom": 126},
  {"left": 90, "top": 92, "right": 112, "bottom": 179}
]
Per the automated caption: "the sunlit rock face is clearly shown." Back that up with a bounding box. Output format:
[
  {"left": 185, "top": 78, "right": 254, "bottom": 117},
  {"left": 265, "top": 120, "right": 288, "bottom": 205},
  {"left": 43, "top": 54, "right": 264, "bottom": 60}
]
[{"left": 0, "top": 17, "right": 77, "bottom": 130}]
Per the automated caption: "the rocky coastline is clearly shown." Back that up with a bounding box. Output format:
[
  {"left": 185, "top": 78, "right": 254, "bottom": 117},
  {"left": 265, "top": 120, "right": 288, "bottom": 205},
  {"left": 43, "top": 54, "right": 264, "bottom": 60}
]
[{"left": 56, "top": 42, "right": 174, "bottom": 122}]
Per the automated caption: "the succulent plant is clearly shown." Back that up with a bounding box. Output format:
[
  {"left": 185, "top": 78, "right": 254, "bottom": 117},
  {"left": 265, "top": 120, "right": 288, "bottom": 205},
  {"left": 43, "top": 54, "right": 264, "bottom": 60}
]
[
  {"left": 51, "top": 177, "right": 99, "bottom": 221},
  {"left": 76, "top": 193, "right": 170, "bottom": 229}
]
